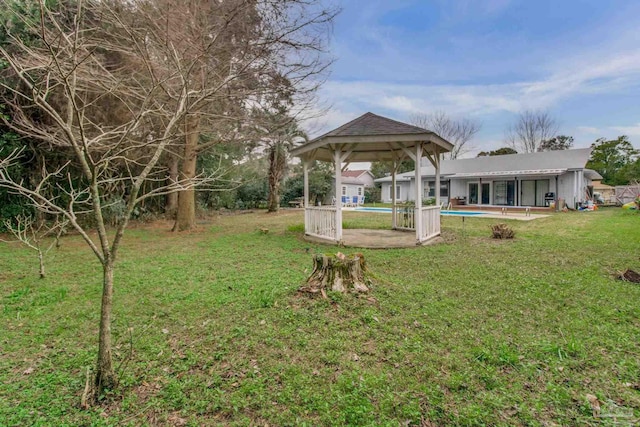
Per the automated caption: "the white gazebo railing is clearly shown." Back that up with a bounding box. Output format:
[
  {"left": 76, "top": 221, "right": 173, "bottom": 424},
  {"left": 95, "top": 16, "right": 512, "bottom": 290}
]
[
  {"left": 420, "top": 206, "right": 441, "bottom": 241},
  {"left": 305, "top": 206, "right": 337, "bottom": 240},
  {"left": 393, "top": 205, "right": 441, "bottom": 242},
  {"left": 393, "top": 205, "right": 415, "bottom": 230}
]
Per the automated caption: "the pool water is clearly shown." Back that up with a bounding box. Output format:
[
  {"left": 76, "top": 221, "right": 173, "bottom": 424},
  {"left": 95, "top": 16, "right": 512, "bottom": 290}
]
[{"left": 354, "top": 207, "right": 486, "bottom": 216}]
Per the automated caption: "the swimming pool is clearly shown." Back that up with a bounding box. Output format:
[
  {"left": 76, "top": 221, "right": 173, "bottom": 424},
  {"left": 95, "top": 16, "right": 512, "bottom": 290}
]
[{"left": 353, "top": 207, "right": 486, "bottom": 216}]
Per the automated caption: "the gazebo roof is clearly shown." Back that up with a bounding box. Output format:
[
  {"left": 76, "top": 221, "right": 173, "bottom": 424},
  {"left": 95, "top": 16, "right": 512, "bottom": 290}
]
[{"left": 290, "top": 112, "right": 453, "bottom": 162}]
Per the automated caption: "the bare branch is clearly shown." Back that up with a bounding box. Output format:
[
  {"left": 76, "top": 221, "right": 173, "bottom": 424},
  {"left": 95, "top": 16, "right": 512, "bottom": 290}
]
[
  {"left": 505, "top": 110, "right": 559, "bottom": 153},
  {"left": 411, "top": 111, "right": 481, "bottom": 160}
]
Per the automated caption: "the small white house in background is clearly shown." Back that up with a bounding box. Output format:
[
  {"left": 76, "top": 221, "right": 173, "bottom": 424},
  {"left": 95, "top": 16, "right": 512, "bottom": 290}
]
[
  {"left": 336, "top": 170, "right": 375, "bottom": 202},
  {"left": 376, "top": 148, "right": 602, "bottom": 209}
]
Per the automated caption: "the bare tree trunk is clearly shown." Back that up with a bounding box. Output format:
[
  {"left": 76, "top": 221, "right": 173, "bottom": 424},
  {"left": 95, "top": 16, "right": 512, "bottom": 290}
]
[
  {"left": 267, "top": 180, "right": 281, "bottom": 212},
  {"left": 37, "top": 249, "right": 45, "bottom": 279},
  {"left": 267, "top": 144, "right": 286, "bottom": 213},
  {"left": 165, "top": 155, "right": 179, "bottom": 218},
  {"left": 95, "top": 260, "right": 116, "bottom": 392},
  {"left": 173, "top": 116, "right": 199, "bottom": 231}
]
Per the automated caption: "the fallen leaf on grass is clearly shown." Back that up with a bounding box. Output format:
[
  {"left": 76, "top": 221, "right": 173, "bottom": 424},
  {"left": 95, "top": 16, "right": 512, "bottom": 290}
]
[{"left": 586, "top": 394, "right": 600, "bottom": 417}]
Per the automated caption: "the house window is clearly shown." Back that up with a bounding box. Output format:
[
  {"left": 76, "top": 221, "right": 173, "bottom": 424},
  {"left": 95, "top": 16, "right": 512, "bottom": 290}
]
[
  {"left": 341, "top": 186, "right": 346, "bottom": 196},
  {"left": 440, "top": 181, "right": 449, "bottom": 198},
  {"left": 357, "top": 187, "right": 362, "bottom": 196},
  {"left": 427, "top": 181, "right": 435, "bottom": 198},
  {"left": 427, "top": 181, "right": 448, "bottom": 198}
]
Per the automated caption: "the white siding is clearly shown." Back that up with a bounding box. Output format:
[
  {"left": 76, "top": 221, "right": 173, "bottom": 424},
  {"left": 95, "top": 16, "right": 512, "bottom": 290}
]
[
  {"left": 557, "top": 172, "right": 577, "bottom": 208},
  {"left": 359, "top": 173, "right": 375, "bottom": 188},
  {"left": 341, "top": 184, "right": 364, "bottom": 198},
  {"left": 449, "top": 180, "right": 467, "bottom": 200},
  {"left": 378, "top": 169, "right": 590, "bottom": 208},
  {"left": 380, "top": 182, "right": 411, "bottom": 203}
]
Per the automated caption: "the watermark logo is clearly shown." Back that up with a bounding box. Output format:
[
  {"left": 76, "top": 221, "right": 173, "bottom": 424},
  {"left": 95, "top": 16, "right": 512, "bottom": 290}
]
[{"left": 597, "top": 400, "right": 636, "bottom": 426}]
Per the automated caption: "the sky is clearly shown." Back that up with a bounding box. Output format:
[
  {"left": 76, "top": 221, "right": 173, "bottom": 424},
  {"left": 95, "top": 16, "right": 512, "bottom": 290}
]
[{"left": 307, "top": 0, "right": 640, "bottom": 157}]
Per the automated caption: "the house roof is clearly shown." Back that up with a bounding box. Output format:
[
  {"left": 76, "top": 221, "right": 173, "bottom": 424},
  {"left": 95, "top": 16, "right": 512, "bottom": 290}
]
[
  {"left": 341, "top": 170, "right": 373, "bottom": 185},
  {"left": 375, "top": 148, "right": 595, "bottom": 182},
  {"left": 290, "top": 112, "right": 453, "bottom": 162},
  {"left": 342, "top": 170, "right": 370, "bottom": 178}
]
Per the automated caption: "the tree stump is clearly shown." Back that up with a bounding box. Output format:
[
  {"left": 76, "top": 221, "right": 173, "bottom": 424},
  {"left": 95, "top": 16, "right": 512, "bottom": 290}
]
[
  {"left": 490, "top": 223, "right": 515, "bottom": 239},
  {"left": 619, "top": 269, "right": 640, "bottom": 283},
  {"left": 300, "top": 252, "right": 370, "bottom": 297}
]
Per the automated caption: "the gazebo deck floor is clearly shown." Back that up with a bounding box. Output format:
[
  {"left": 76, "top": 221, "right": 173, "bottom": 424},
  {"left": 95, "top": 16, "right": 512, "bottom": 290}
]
[{"left": 304, "top": 229, "right": 442, "bottom": 249}]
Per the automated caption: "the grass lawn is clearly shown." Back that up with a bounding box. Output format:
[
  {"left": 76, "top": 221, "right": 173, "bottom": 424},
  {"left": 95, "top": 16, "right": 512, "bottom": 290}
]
[{"left": 1, "top": 208, "right": 639, "bottom": 426}]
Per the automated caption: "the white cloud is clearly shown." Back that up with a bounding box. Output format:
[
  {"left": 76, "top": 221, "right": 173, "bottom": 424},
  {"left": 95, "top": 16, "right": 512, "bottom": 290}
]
[
  {"left": 611, "top": 123, "right": 640, "bottom": 137},
  {"left": 576, "top": 126, "right": 600, "bottom": 135},
  {"left": 317, "top": 47, "right": 640, "bottom": 121}
]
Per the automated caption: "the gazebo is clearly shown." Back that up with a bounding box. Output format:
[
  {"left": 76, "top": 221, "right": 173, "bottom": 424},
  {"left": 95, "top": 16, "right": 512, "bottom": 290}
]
[{"left": 290, "top": 112, "right": 453, "bottom": 246}]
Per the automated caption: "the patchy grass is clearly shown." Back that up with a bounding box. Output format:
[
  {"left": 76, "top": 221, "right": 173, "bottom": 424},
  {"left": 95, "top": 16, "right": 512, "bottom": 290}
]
[{"left": 1, "top": 208, "right": 639, "bottom": 426}]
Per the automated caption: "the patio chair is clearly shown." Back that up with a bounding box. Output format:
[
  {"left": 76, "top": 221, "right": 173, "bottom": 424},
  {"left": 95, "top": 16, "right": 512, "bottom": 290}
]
[
  {"left": 358, "top": 195, "right": 365, "bottom": 205},
  {"left": 352, "top": 196, "right": 359, "bottom": 206},
  {"left": 341, "top": 195, "right": 349, "bottom": 206}
]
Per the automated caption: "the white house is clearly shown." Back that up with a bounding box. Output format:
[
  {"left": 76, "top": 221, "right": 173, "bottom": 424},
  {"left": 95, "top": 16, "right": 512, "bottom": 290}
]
[
  {"left": 376, "top": 148, "right": 601, "bottom": 209},
  {"left": 336, "top": 170, "right": 375, "bottom": 202}
]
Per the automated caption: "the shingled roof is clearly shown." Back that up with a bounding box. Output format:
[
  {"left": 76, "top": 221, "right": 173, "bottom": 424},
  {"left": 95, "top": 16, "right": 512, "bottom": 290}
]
[
  {"left": 341, "top": 170, "right": 370, "bottom": 178},
  {"left": 290, "top": 112, "right": 453, "bottom": 163},
  {"left": 321, "top": 112, "right": 432, "bottom": 138},
  {"left": 375, "top": 148, "right": 599, "bottom": 182}
]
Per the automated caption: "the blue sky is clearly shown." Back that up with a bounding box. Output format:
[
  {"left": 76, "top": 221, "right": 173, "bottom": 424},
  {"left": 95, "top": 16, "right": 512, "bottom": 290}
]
[{"left": 309, "top": 0, "right": 640, "bottom": 155}]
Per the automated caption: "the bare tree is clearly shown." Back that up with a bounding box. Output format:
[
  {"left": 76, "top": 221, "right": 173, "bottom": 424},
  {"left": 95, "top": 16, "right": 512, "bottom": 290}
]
[
  {"left": 0, "top": 0, "right": 241, "bottom": 398},
  {"left": 505, "top": 110, "right": 560, "bottom": 153},
  {"left": 411, "top": 111, "right": 481, "bottom": 160},
  {"left": 1, "top": 215, "right": 67, "bottom": 278}
]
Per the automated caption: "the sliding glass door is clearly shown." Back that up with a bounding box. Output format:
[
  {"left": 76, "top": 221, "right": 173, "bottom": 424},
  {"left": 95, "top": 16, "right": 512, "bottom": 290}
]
[
  {"left": 481, "top": 183, "right": 490, "bottom": 205},
  {"left": 468, "top": 183, "right": 478, "bottom": 204},
  {"left": 521, "top": 179, "right": 550, "bottom": 206},
  {"left": 493, "top": 180, "right": 515, "bottom": 206}
]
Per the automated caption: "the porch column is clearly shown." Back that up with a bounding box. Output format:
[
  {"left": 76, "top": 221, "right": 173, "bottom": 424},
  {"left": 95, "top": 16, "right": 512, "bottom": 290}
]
[
  {"left": 415, "top": 143, "right": 423, "bottom": 243},
  {"left": 391, "top": 159, "right": 397, "bottom": 229},
  {"left": 334, "top": 148, "right": 343, "bottom": 242},
  {"left": 573, "top": 171, "right": 578, "bottom": 209},
  {"left": 434, "top": 147, "right": 441, "bottom": 207},
  {"left": 578, "top": 171, "right": 584, "bottom": 203},
  {"left": 478, "top": 177, "right": 482, "bottom": 207},
  {"left": 303, "top": 160, "right": 310, "bottom": 208}
]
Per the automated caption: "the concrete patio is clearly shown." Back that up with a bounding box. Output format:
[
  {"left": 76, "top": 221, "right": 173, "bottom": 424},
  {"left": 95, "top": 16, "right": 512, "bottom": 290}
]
[{"left": 304, "top": 228, "right": 443, "bottom": 249}]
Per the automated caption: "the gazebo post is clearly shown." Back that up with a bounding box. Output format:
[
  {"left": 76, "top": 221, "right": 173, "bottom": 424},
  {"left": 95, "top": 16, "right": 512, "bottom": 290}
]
[
  {"left": 414, "top": 143, "right": 423, "bottom": 243},
  {"left": 303, "top": 160, "right": 310, "bottom": 208},
  {"left": 334, "top": 148, "right": 343, "bottom": 242},
  {"left": 434, "top": 147, "right": 441, "bottom": 207},
  {"left": 391, "top": 158, "right": 397, "bottom": 229}
]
